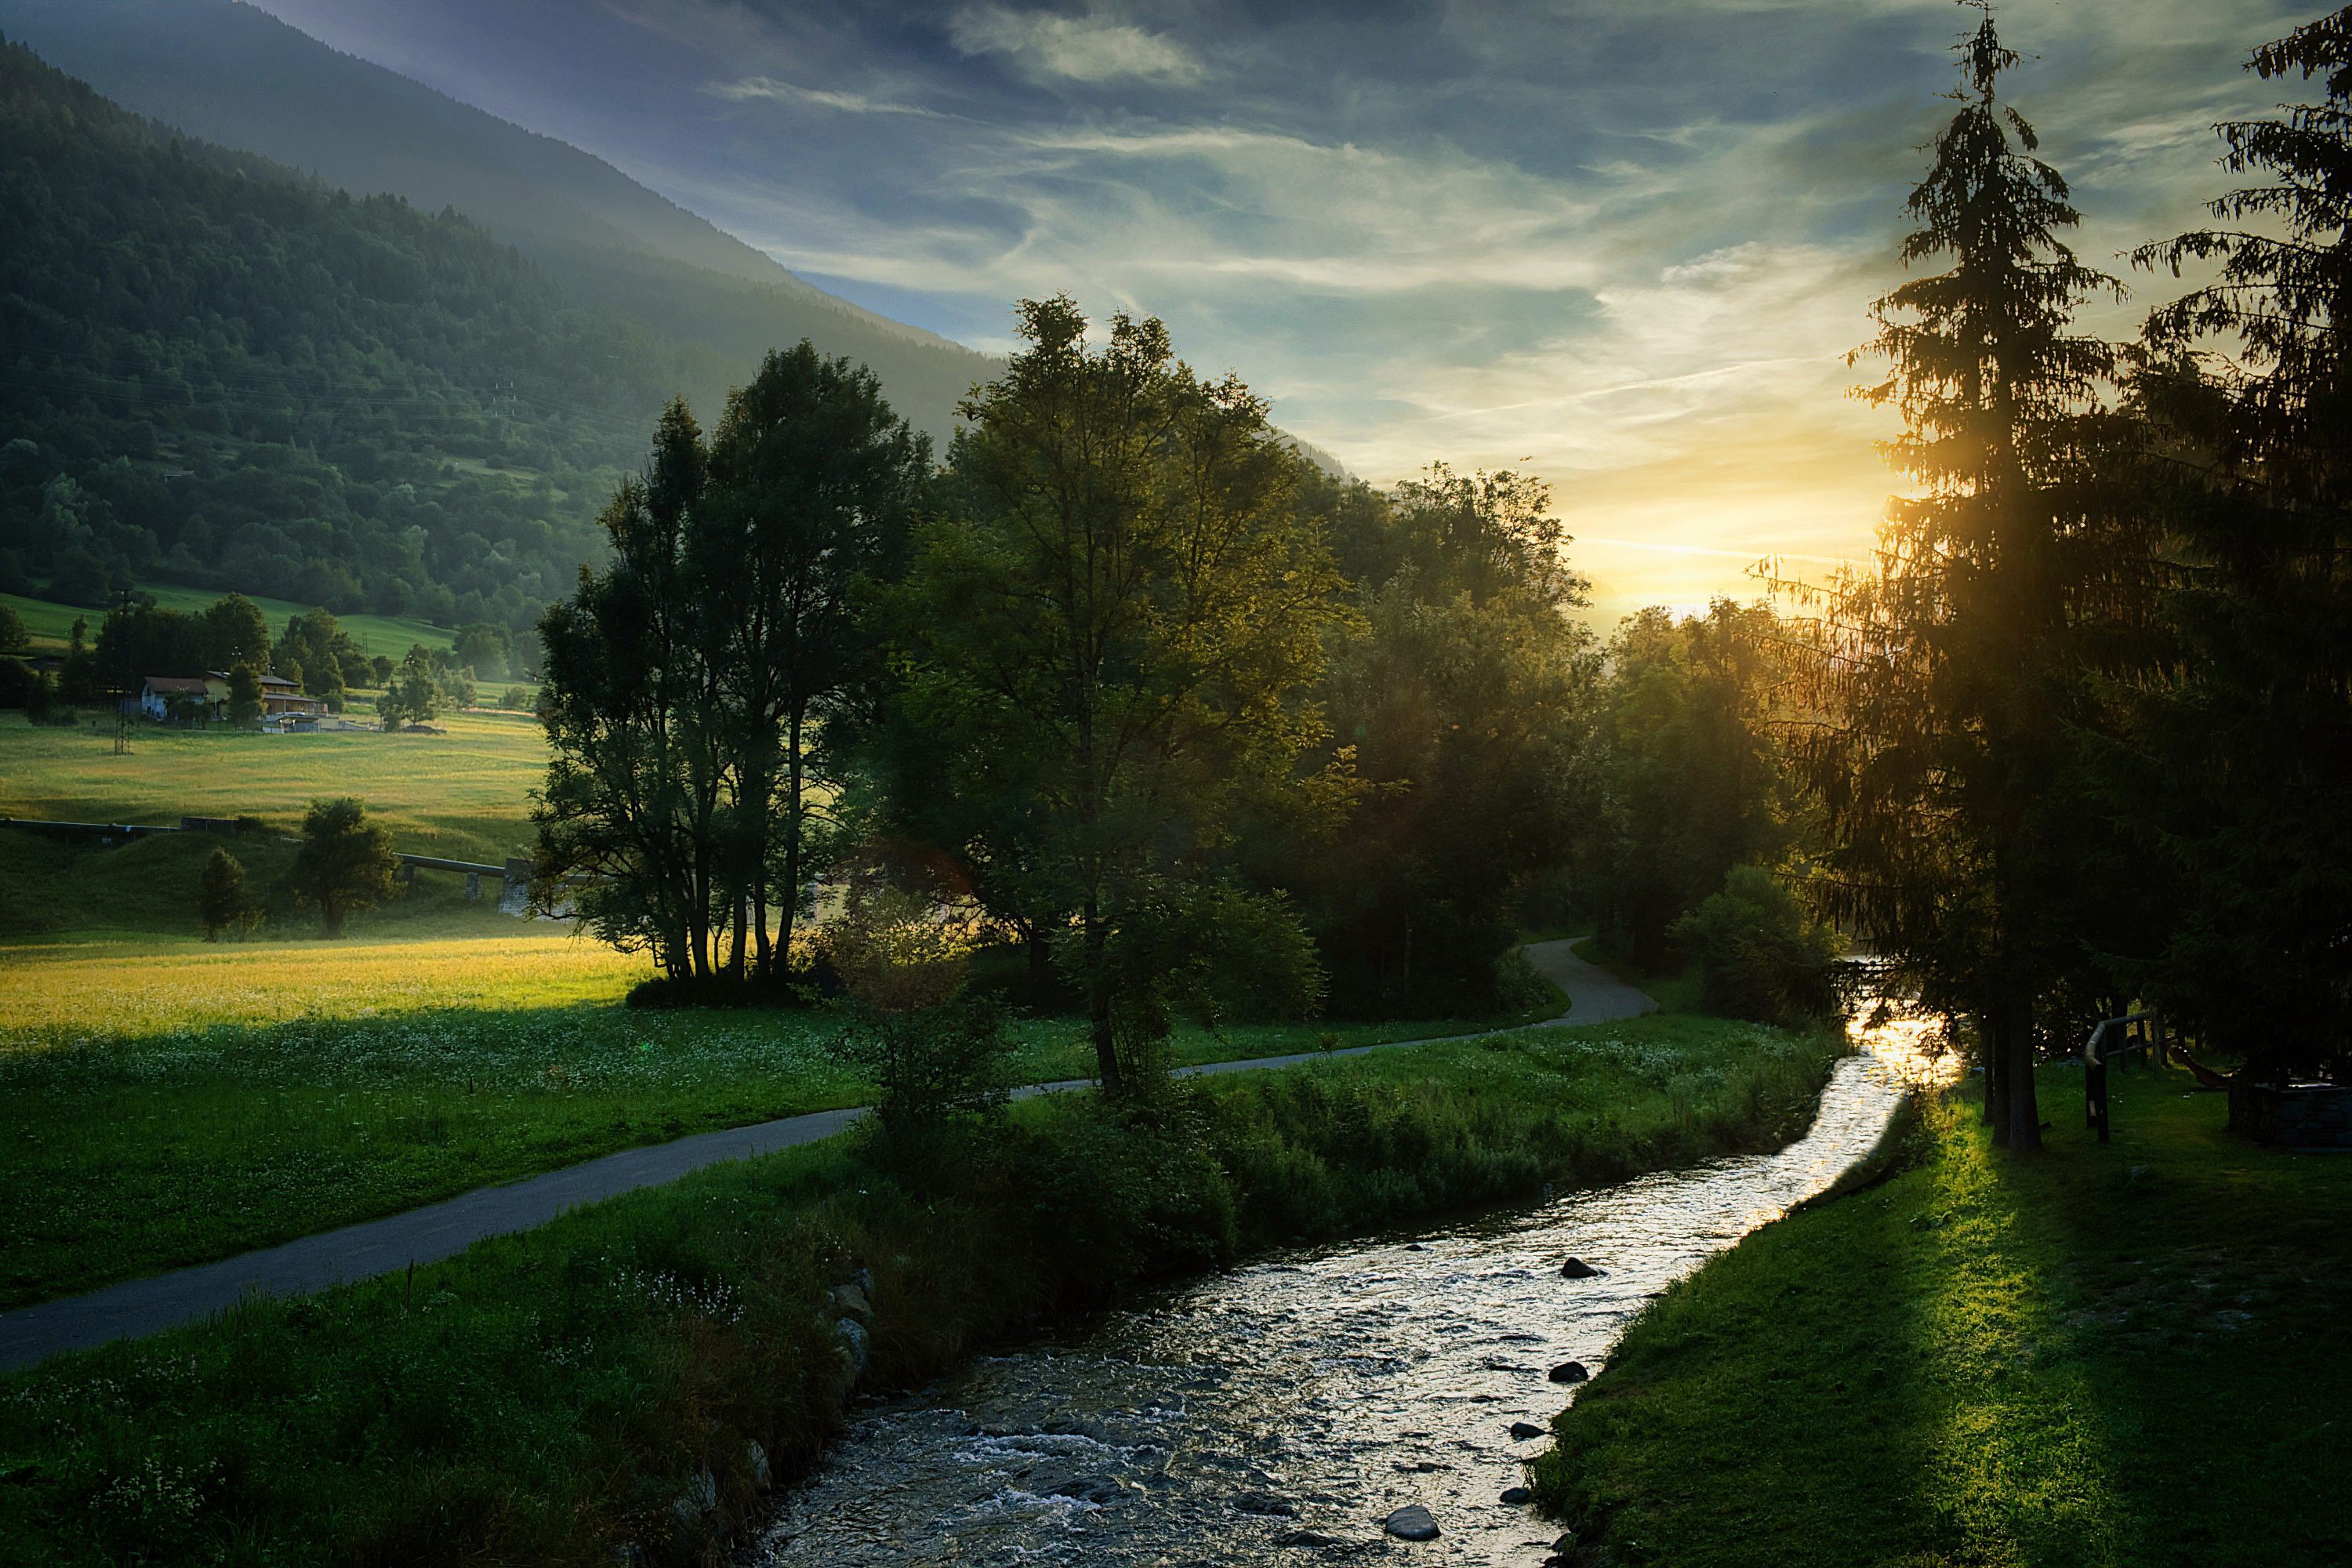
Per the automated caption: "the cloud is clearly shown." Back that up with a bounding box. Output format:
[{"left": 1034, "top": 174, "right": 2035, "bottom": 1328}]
[
  {"left": 704, "top": 74, "right": 943, "bottom": 116},
  {"left": 948, "top": 5, "right": 1203, "bottom": 84}
]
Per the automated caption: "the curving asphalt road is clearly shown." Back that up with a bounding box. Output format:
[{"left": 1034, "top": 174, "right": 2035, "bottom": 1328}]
[{"left": 0, "top": 938, "right": 1653, "bottom": 1371}]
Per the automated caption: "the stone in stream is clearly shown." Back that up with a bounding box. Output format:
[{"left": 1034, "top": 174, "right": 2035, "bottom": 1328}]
[
  {"left": 1509, "top": 1421, "right": 1547, "bottom": 1440},
  {"left": 1384, "top": 1504, "right": 1441, "bottom": 1541},
  {"left": 1559, "top": 1257, "right": 1602, "bottom": 1279},
  {"left": 1548, "top": 1360, "right": 1590, "bottom": 1385},
  {"left": 1500, "top": 1486, "right": 1534, "bottom": 1504},
  {"left": 1276, "top": 1530, "right": 1342, "bottom": 1549},
  {"left": 1231, "top": 1490, "right": 1297, "bottom": 1518}
]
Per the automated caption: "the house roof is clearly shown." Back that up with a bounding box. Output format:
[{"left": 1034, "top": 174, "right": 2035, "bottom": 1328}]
[
  {"left": 258, "top": 674, "right": 299, "bottom": 688},
  {"left": 143, "top": 677, "right": 210, "bottom": 694}
]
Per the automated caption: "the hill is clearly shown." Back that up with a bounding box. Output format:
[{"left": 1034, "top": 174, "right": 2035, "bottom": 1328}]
[
  {"left": 0, "top": 0, "right": 996, "bottom": 451},
  {"left": 0, "top": 35, "right": 704, "bottom": 636}
]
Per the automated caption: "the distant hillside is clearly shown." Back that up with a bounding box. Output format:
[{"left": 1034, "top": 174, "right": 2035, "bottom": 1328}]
[
  {"left": 0, "top": 0, "right": 997, "bottom": 450},
  {"left": 0, "top": 37, "right": 678, "bottom": 633}
]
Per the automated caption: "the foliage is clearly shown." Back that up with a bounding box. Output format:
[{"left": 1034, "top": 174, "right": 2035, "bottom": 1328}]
[
  {"left": 1533, "top": 1072, "right": 2352, "bottom": 1566},
  {"left": 194, "top": 846, "right": 256, "bottom": 941},
  {"left": 2111, "top": 7, "right": 2352, "bottom": 1076},
  {"left": 378, "top": 643, "right": 471, "bottom": 728},
  {"left": 1780, "top": 6, "right": 2131, "bottom": 1149},
  {"left": 1590, "top": 600, "right": 1799, "bottom": 967},
  {"left": 285, "top": 797, "right": 396, "bottom": 937},
  {"left": 537, "top": 346, "right": 927, "bottom": 983},
  {"left": 822, "top": 884, "right": 1011, "bottom": 1179},
  {"left": 0, "top": 601, "right": 24, "bottom": 651},
  {"left": 890, "top": 297, "right": 1354, "bottom": 1091},
  {"left": 1276, "top": 465, "right": 1602, "bottom": 1017},
  {"left": 223, "top": 662, "right": 261, "bottom": 726},
  {"left": 1669, "top": 866, "right": 1840, "bottom": 1025},
  {"left": 452, "top": 621, "right": 513, "bottom": 681}
]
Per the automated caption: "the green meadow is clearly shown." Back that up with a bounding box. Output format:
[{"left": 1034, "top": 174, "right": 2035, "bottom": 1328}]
[
  {"left": 0, "top": 708, "right": 546, "bottom": 864},
  {"left": 1534, "top": 1068, "right": 2352, "bottom": 1567}
]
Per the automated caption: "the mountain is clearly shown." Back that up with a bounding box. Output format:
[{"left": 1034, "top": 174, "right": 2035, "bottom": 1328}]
[
  {"left": 0, "top": 36, "right": 685, "bottom": 633},
  {"left": 0, "top": 0, "right": 996, "bottom": 450}
]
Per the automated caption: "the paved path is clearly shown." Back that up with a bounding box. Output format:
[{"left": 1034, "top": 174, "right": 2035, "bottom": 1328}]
[{"left": 0, "top": 938, "right": 1651, "bottom": 1370}]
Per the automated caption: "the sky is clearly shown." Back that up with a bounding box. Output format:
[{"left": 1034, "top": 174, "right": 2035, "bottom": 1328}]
[{"left": 250, "top": 0, "right": 2307, "bottom": 621}]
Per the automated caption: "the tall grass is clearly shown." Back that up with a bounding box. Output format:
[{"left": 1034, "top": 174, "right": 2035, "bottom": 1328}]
[{"left": 0, "top": 1014, "right": 1844, "bottom": 1566}]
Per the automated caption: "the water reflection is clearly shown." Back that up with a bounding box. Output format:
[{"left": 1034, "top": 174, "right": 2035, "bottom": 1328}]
[{"left": 752, "top": 1024, "right": 1942, "bottom": 1566}]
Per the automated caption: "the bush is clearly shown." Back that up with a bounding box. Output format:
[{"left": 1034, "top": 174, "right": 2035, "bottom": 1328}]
[
  {"left": 1670, "top": 866, "right": 1841, "bottom": 1025},
  {"left": 286, "top": 797, "right": 396, "bottom": 938},
  {"left": 197, "top": 848, "right": 259, "bottom": 941},
  {"left": 823, "top": 885, "right": 1011, "bottom": 1181}
]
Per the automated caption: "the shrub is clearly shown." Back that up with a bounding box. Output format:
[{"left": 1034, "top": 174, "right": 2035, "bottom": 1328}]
[
  {"left": 197, "top": 848, "right": 258, "bottom": 941},
  {"left": 286, "top": 797, "right": 397, "bottom": 938},
  {"left": 823, "top": 885, "right": 1011, "bottom": 1182},
  {"left": 1670, "top": 865, "right": 1841, "bottom": 1025}
]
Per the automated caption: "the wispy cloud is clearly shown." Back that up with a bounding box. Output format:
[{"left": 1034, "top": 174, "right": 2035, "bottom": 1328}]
[
  {"left": 704, "top": 74, "right": 943, "bottom": 117},
  {"left": 948, "top": 5, "right": 1203, "bottom": 84}
]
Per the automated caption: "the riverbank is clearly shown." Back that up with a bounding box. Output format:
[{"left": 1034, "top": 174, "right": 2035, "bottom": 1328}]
[
  {"left": 1532, "top": 1062, "right": 2352, "bottom": 1566},
  {"left": 0, "top": 1011, "right": 1838, "bottom": 1566}
]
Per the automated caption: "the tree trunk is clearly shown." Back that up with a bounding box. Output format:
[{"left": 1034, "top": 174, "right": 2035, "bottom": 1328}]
[
  {"left": 1984, "top": 1009, "right": 2009, "bottom": 1142},
  {"left": 767, "top": 713, "right": 803, "bottom": 984},
  {"left": 2003, "top": 992, "right": 2042, "bottom": 1152},
  {"left": 1085, "top": 899, "right": 1122, "bottom": 1095}
]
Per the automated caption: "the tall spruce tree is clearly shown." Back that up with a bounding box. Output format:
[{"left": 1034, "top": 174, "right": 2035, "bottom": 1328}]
[
  {"left": 1789, "top": 4, "right": 2122, "bottom": 1150},
  {"left": 2121, "top": 7, "right": 2352, "bottom": 1073}
]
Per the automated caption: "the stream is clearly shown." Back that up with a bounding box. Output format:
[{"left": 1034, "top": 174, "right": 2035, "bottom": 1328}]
[{"left": 750, "top": 1018, "right": 1946, "bottom": 1566}]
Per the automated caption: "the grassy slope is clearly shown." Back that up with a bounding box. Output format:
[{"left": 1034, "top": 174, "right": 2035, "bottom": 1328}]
[
  {"left": 0, "top": 1012, "right": 1846, "bottom": 1567},
  {"left": 1533, "top": 1067, "right": 2351, "bottom": 1568},
  {"left": 1, "top": 583, "right": 459, "bottom": 660},
  {"left": 0, "top": 708, "right": 545, "bottom": 863}
]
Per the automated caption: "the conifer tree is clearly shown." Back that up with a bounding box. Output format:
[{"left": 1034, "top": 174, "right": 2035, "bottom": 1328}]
[
  {"left": 1788, "top": 4, "right": 2122, "bottom": 1150},
  {"left": 2120, "top": 7, "right": 2352, "bottom": 1070}
]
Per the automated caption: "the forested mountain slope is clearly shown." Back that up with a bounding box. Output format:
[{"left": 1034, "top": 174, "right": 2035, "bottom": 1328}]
[
  {"left": 0, "top": 0, "right": 996, "bottom": 450},
  {"left": 2, "top": 39, "right": 689, "bottom": 633}
]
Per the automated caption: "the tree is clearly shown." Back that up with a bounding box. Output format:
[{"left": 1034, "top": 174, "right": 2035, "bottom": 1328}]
[
  {"left": 0, "top": 602, "right": 24, "bottom": 652},
  {"left": 287, "top": 797, "right": 396, "bottom": 938},
  {"left": 368, "top": 655, "right": 394, "bottom": 688},
  {"left": 201, "top": 593, "right": 270, "bottom": 671},
  {"left": 2116, "top": 6, "right": 2352, "bottom": 1076},
  {"left": 452, "top": 622, "right": 512, "bottom": 681},
  {"left": 538, "top": 401, "right": 729, "bottom": 979},
  {"left": 1276, "top": 466, "right": 1602, "bottom": 1015},
  {"left": 539, "top": 349, "right": 929, "bottom": 986},
  {"left": 198, "top": 847, "right": 257, "bottom": 940},
  {"left": 227, "top": 662, "right": 263, "bottom": 727},
  {"left": 1783, "top": 5, "right": 2124, "bottom": 1152},
  {"left": 891, "top": 297, "right": 1350, "bottom": 1092},
  {"left": 377, "top": 644, "right": 442, "bottom": 729},
  {"left": 1592, "top": 601, "right": 1798, "bottom": 967},
  {"left": 695, "top": 342, "right": 929, "bottom": 979}
]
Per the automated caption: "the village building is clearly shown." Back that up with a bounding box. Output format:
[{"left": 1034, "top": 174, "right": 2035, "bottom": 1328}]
[{"left": 135, "top": 673, "right": 328, "bottom": 723}]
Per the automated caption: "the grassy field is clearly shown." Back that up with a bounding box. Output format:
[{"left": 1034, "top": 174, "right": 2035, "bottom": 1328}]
[
  {"left": 0, "top": 1010, "right": 1845, "bottom": 1566},
  {"left": 0, "top": 707, "right": 545, "bottom": 863},
  {"left": 0, "top": 842, "right": 1563, "bottom": 1308},
  {"left": 2, "top": 583, "right": 459, "bottom": 660},
  {"left": 1533, "top": 1065, "right": 2351, "bottom": 1567}
]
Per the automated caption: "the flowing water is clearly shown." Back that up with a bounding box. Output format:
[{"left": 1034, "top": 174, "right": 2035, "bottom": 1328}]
[{"left": 750, "top": 1020, "right": 1948, "bottom": 1566}]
